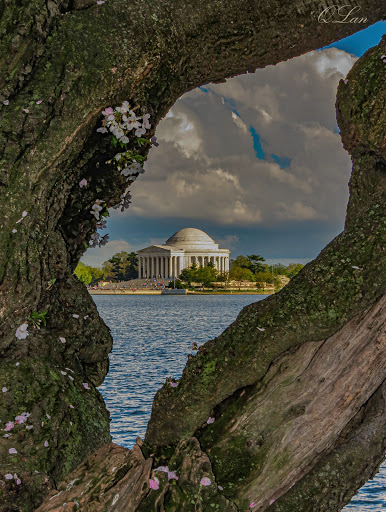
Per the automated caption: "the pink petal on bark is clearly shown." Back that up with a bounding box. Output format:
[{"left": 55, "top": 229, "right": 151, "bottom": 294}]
[
  {"left": 149, "top": 478, "right": 159, "bottom": 490},
  {"left": 8, "top": 448, "right": 17, "bottom": 454},
  {"left": 154, "top": 466, "right": 169, "bottom": 473},
  {"left": 200, "top": 477, "right": 211, "bottom": 486}
]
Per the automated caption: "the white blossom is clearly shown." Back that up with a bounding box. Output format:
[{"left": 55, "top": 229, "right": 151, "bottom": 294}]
[{"left": 15, "top": 323, "right": 29, "bottom": 340}]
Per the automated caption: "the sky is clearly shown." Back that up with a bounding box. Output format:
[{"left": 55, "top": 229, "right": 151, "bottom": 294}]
[{"left": 82, "top": 22, "right": 386, "bottom": 268}]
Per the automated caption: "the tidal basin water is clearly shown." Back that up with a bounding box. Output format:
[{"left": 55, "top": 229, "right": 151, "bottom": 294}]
[{"left": 95, "top": 294, "right": 385, "bottom": 511}]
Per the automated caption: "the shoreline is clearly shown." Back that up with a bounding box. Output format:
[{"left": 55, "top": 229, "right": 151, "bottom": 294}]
[{"left": 89, "top": 290, "right": 273, "bottom": 295}]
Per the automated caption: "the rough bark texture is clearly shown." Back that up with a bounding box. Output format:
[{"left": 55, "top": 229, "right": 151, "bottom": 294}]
[{"left": 0, "top": 0, "right": 385, "bottom": 510}]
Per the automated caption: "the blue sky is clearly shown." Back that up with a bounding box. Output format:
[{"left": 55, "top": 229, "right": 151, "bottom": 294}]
[{"left": 83, "top": 22, "right": 385, "bottom": 268}]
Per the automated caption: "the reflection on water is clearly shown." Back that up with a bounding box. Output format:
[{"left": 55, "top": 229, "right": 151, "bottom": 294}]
[{"left": 95, "top": 295, "right": 385, "bottom": 510}]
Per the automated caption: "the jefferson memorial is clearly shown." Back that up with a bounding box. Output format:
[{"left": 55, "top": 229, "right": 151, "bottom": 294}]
[{"left": 137, "top": 228, "right": 230, "bottom": 279}]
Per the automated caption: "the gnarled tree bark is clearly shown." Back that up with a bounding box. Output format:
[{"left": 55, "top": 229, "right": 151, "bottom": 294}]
[{"left": 0, "top": 0, "right": 385, "bottom": 510}]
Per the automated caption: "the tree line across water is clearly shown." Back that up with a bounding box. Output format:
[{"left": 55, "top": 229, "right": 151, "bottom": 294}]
[{"left": 75, "top": 252, "right": 304, "bottom": 288}]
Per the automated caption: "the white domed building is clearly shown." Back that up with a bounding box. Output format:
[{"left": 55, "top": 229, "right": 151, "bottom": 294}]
[{"left": 137, "top": 228, "right": 230, "bottom": 279}]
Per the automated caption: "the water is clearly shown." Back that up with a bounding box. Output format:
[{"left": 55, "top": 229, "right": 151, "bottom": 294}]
[{"left": 95, "top": 294, "right": 385, "bottom": 510}]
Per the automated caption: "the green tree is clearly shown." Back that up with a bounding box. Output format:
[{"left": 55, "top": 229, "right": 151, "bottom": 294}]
[
  {"left": 75, "top": 262, "right": 104, "bottom": 285},
  {"left": 247, "top": 254, "right": 266, "bottom": 274},
  {"left": 229, "top": 266, "right": 255, "bottom": 282},
  {"left": 287, "top": 263, "right": 305, "bottom": 279},
  {"left": 231, "top": 255, "right": 252, "bottom": 270},
  {"left": 272, "top": 263, "right": 288, "bottom": 275},
  {"left": 195, "top": 263, "right": 218, "bottom": 287},
  {"left": 216, "top": 271, "right": 229, "bottom": 282},
  {"left": 254, "top": 271, "right": 275, "bottom": 285},
  {"left": 102, "top": 251, "right": 138, "bottom": 281},
  {"left": 179, "top": 262, "right": 198, "bottom": 286}
]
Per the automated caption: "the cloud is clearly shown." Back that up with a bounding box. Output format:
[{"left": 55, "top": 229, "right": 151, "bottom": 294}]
[
  {"left": 81, "top": 239, "right": 134, "bottom": 267},
  {"left": 276, "top": 201, "right": 320, "bottom": 221},
  {"left": 216, "top": 234, "right": 240, "bottom": 251},
  {"left": 120, "top": 47, "right": 354, "bottom": 232}
]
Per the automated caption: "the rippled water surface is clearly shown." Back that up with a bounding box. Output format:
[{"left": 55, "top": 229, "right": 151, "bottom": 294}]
[{"left": 95, "top": 294, "right": 385, "bottom": 510}]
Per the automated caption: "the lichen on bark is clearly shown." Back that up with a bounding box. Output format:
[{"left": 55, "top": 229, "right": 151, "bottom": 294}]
[{"left": 0, "top": 1, "right": 385, "bottom": 510}]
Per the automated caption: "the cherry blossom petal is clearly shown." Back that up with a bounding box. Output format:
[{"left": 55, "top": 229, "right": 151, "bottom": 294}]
[
  {"left": 5, "top": 474, "right": 13, "bottom": 480},
  {"left": 149, "top": 477, "right": 159, "bottom": 490},
  {"left": 269, "top": 499, "right": 275, "bottom": 505},
  {"left": 72, "top": 314, "right": 80, "bottom": 319},
  {"left": 154, "top": 466, "right": 169, "bottom": 473},
  {"left": 200, "top": 477, "right": 211, "bottom": 486},
  {"left": 83, "top": 382, "right": 90, "bottom": 390},
  {"left": 5, "top": 422, "right": 14, "bottom": 431},
  {"left": 44, "top": 440, "right": 49, "bottom": 447},
  {"left": 8, "top": 448, "right": 17, "bottom": 454},
  {"left": 36, "top": 100, "right": 42, "bottom": 104},
  {"left": 207, "top": 417, "right": 215, "bottom": 424},
  {"left": 167, "top": 471, "right": 178, "bottom": 480},
  {"left": 250, "top": 503, "right": 256, "bottom": 509},
  {"left": 79, "top": 179, "right": 88, "bottom": 188},
  {"left": 169, "top": 382, "right": 178, "bottom": 388},
  {"left": 59, "top": 337, "right": 66, "bottom": 344},
  {"left": 2, "top": 387, "right": 7, "bottom": 392},
  {"left": 15, "top": 323, "right": 29, "bottom": 340},
  {"left": 16, "top": 479, "right": 21, "bottom": 485},
  {"left": 257, "top": 327, "right": 265, "bottom": 332},
  {"left": 218, "top": 485, "right": 223, "bottom": 490}
]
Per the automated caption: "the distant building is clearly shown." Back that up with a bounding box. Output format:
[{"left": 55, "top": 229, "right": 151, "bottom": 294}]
[{"left": 137, "top": 228, "right": 230, "bottom": 279}]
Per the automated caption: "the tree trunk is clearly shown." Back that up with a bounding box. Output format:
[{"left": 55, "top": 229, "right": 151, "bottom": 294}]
[{"left": 0, "top": 1, "right": 385, "bottom": 510}]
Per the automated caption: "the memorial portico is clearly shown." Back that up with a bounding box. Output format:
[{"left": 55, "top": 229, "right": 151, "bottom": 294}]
[{"left": 137, "top": 228, "right": 230, "bottom": 279}]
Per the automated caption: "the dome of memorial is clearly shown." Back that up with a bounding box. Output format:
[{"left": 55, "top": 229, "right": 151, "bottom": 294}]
[{"left": 166, "top": 228, "right": 218, "bottom": 249}]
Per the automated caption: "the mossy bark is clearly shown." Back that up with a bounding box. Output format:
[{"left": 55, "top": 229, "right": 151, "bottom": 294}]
[{"left": 0, "top": 0, "right": 385, "bottom": 510}]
